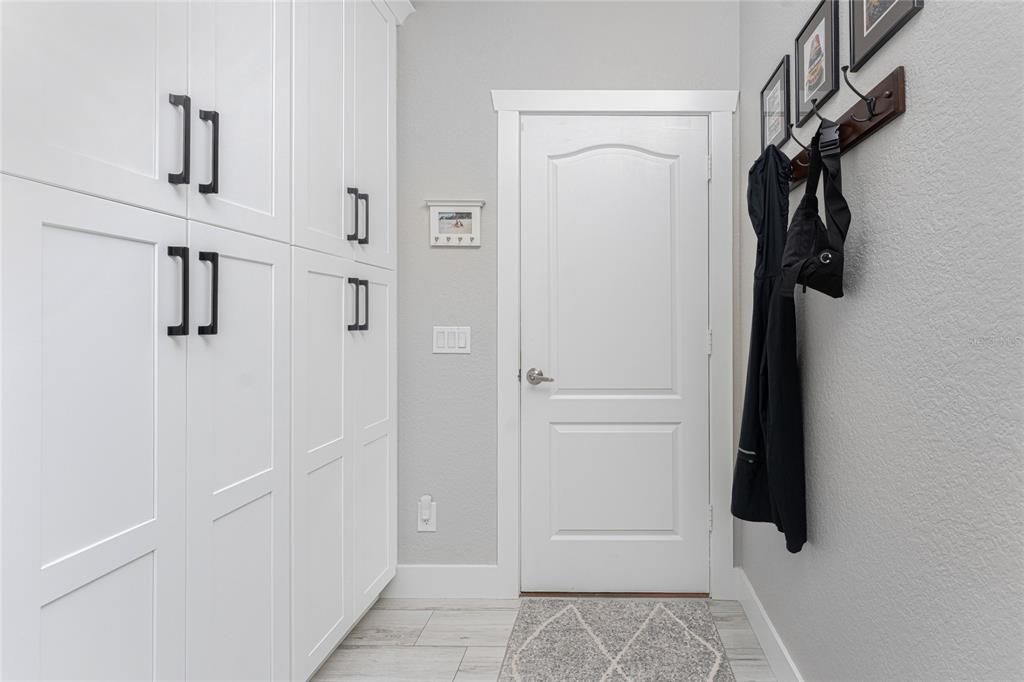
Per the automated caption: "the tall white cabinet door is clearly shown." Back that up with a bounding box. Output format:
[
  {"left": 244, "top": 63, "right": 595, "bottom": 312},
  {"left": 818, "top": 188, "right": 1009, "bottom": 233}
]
[
  {"left": 350, "top": 263, "right": 397, "bottom": 612},
  {"left": 186, "top": 221, "right": 290, "bottom": 681},
  {"left": 291, "top": 247, "right": 358, "bottom": 680},
  {"left": 350, "top": 0, "right": 396, "bottom": 269},
  {"left": 188, "top": 1, "right": 291, "bottom": 242},
  {"left": 293, "top": 0, "right": 355, "bottom": 257},
  {"left": 0, "top": 177, "right": 187, "bottom": 680},
  {"left": 0, "top": 2, "right": 188, "bottom": 215}
]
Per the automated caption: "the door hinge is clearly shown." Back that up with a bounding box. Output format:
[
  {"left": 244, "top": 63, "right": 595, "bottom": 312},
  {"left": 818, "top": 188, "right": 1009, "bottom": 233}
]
[
  {"left": 517, "top": 368, "right": 522, "bottom": 382},
  {"left": 706, "top": 155, "right": 712, "bottom": 181},
  {"left": 706, "top": 329, "right": 713, "bottom": 356},
  {"left": 708, "top": 504, "right": 714, "bottom": 533}
]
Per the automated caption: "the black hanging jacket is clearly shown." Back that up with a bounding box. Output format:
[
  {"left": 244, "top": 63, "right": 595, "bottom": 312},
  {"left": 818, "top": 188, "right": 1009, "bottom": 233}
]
[{"left": 731, "top": 144, "right": 807, "bottom": 554}]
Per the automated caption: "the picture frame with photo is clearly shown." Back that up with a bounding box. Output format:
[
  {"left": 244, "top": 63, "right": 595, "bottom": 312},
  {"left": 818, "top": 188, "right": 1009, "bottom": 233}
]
[
  {"left": 849, "top": 0, "right": 923, "bottom": 72},
  {"left": 794, "top": 0, "right": 839, "bottom": 127},
  {"left": 760, "top": 55, "right": 791, "bottom": 151},
  {"left": 427, "top": 200, "right": 485, "bottom": 247}
]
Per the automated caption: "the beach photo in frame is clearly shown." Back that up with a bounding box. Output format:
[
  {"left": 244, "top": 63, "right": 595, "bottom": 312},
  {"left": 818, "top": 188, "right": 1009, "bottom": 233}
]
[
  {"left": 760, "top": 56, "right": 791, "bottom": 151},
  {"left": 427, "top": 200, "right": 484, "bottom": 247},
  {"left": 794, "top": 0, "right": 839, "bottom": 127},
  {"left": 849, "top": 0, "right": 923, "bottom": 72}
]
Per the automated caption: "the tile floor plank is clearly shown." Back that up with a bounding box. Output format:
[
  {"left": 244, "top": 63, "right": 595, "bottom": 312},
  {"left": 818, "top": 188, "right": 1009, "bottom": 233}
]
[
  {"left": 313, "top": 645, "right": 466, "bottom": 681},
  {"left": 416, "top": 609, "right": 517, "bottom": 647},
  {"left": 453, "top": 646, "right": 507, "bottom": 682},
  {"left": 725, "top": 647, "right": 776, "bottom": 682},
  {"left": 342, "top": 609, "right": 433, "bottom": 646},
  {"left": 377, "top": 598, "right": 521, "bottom": 611}
]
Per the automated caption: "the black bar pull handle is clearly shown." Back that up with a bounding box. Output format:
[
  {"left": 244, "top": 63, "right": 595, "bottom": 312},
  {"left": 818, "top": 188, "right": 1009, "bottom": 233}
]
[
  {"left": 168, "top": 93, "right": 191, "bottom": 184},
  {"left": 357, "top": 193, "right": 370, "bottom": 245},
  {"left": 168, "top": 246, "right": 189, "bottom": 336},
  {"left": 198, "top": 251, "right": 219, "bottom": 335},
  {"left": 347, "top": 277, "right": 361, "bottom": 332},
  {"left": 199, "top": 109, "right": 219, "bottom": 194},
  {"left": 346, "top": 187, "right": 360, "bottom": 241},
  {"left": 358, "top": 279, "right": 370, "bottom": 331}
]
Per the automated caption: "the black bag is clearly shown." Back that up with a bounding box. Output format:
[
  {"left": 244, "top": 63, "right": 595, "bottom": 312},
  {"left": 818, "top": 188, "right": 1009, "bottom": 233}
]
[{"left": 781, "top": 121, "right": 851, "bottom": 298}]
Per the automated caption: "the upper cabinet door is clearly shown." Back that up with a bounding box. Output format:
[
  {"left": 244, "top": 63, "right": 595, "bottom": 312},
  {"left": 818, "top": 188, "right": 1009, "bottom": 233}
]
[
  {"left": 188, "top": 1, "right": 291, "bottom": 242},
  {"left": 0, "top": 2, "right": 188, "bottom": 216},
  {"left": 292, "top": 0, "right": 354, "bottom": 257},
  {"left": 350, "top": 0, "right": 396, "bottom": 270}
]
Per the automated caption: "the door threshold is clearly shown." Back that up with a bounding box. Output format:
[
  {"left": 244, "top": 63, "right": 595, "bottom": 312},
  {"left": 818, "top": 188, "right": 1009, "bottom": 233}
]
[{"left": 520, "top": 592, "right": 710, "bottom": 598}]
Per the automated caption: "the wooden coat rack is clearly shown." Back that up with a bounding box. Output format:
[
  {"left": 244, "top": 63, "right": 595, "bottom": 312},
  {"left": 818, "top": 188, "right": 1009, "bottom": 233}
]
[{"left": 789, "top": 66, "right": 906, "bottom": 187}]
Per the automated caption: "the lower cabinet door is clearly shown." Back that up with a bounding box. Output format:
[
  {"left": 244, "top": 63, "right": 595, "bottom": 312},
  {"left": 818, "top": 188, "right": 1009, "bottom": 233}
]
[
  {"left": 185, "top": 220, "right": 291, "bottom": 681},
  {"left": 350, "top": 263, "right": 397, "bottom": 613},
  {"left": 0, "top": 177, "right": 187, "bottom": 680},
  {"left": 291, "top": 247, "right": 357, "bottom": 680}
]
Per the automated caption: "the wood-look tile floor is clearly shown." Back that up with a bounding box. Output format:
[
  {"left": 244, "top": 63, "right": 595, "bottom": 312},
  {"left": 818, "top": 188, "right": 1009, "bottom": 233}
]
[{"left": 313, "top": 598, "right": 775, "bottom": 682}]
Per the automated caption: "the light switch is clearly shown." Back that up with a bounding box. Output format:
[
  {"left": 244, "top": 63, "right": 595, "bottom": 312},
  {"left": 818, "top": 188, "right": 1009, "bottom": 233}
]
[{"left": 432, "top": 326, "right": 471, "bottom": 354}]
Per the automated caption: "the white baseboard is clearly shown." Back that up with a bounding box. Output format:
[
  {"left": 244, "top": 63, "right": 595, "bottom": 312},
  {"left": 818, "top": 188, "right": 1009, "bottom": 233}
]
[
  {"left": 733, "top": 567, "right": 804, "bottom": 682},
  {"left": 382, "top": 564, "right": 518, "bottom": 599}
]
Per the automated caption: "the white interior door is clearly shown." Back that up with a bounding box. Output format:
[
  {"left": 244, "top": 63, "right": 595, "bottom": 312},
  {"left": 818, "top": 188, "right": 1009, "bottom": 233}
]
[
  {"left": 520, "top": 115, "right": 710, "bottom": 593},
  {"left": 0, "top": 1, "right": 188, "bottom": 215},
  {"left": 0, "top": 176, "right": 187, "bottom": 680},
  {"left": 350, "top": 0, "right": 395, "bottom": 269},
  {"left": 186, "top": 221, "right": 290, "bottom": 681},
  {"left": 188, "top": 0, "right": 291, "bottom": 241},
  {"left": 292, "top": 0, "right": 354, "bottom": 256},
  {"left": 350, "top": 263, "right": 397, "bottom": 612},
  {"left": 291, "top": 246, "right": 356, "bottom": 680}
]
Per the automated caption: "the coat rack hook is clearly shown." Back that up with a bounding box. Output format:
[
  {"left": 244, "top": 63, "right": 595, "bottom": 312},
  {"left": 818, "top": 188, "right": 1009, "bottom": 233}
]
[
  {"left": 789, "top": 124, "right": 810, "bottom": 166},
  {"left": 842, "top": 65, "right": 892, "bottom": 122},
  {"left": 810, "top": 98, "right": 826, "bottom": 123}
]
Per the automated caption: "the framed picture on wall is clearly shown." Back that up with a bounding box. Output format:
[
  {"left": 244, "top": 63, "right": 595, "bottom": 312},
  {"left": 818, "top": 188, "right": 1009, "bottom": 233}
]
[
  {"left": 794, "top": 0, "right": 839, "bottom": 127},
  {"left": 849, "top": 0, "right": 923, "bottom": 72},
  {"left": 760, "top": 56, "right": 791, "bottom": 151},
  {"left": 427, "top": 200, "right": 485, "bottom": 247}
]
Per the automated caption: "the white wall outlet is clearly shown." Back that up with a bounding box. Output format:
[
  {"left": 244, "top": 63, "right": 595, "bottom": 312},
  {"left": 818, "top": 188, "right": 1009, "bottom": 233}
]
[
  {"left": 432, "top": 326, "right": 471, "bottom": 354},
  {"left": 417, "top": 494, "right": 437, "bottom": 532}
]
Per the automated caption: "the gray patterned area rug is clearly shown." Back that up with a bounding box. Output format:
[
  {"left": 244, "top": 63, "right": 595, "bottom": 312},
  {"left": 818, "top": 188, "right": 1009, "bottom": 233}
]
[{"left": 499, "top": 598, "right": 735, "bottom": 682}]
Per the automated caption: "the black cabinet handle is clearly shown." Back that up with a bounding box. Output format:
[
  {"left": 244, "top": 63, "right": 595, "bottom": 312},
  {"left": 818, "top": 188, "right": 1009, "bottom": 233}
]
[
  {"left": 168, "top": 93, "right": 191, "bottom": 185},
  {"left": 357, "top": 193, "right": 370, "bottom": 245},
  {"left": 198, "top": 251, "right": 219, "bottom": 335},
  {"left": 358, "top": 279, "right": 370, "bottom": 331},
  {"left": 168, "top": 246, "right": 189, "bottom": 336},
  {"left": 199, "top": 109, "right": 219, "bottom": 194},
  {"left": 346, "top": 187, "right": 360, "bottom": 241},
  {"left": 347, "top": 277, "right": 361, "bottom": 331}
]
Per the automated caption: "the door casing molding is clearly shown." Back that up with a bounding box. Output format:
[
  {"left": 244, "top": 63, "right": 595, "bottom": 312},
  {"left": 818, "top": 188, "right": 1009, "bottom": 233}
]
[
  {"left": 490, "top": 89, "right": 739, "bottom": 599},
  {"left": 385, "top": 90, "right": 738, "bottom": 599}
]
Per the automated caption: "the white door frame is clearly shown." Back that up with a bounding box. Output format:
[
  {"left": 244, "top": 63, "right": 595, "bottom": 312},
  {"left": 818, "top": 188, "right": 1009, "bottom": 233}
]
[{"left": 493, "top": 90, "right": 738, "bottom": 599}]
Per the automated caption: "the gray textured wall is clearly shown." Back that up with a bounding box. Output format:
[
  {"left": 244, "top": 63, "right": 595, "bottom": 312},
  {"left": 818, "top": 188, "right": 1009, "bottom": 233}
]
[
  {"left": 734, "top": 1, "right": 1024, "bottom": 679},
  {"left": 397, "top": 1, "right": 740, "bottom": 564}
]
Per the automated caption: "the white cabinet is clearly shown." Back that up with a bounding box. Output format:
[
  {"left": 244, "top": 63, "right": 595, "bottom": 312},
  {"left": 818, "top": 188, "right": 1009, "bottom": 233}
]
[
  {"left": 350, "top": 0, "right": 397, "bottom": 270},
  {"left": 188, "top": 1, "right": 292, "bottom": 242},
  {"left": 293, "top": 0, "right": 396, "bottom": 269},
  {"left": 291, "top": 247, "right": 358, "bottom": 680},
  {"left": 0, "top": 177, "right": 187, "bottom": 680},
  {"left": 351, "top": 263, "right": 398, "bottom": 611},
  {"left": 292, "top": 0, "right": 354, "bottom": 256},
  {"left": 0, "top": 2, "right": 189, "bottom": 215},
  {"left": 185, "top": 222, "right": 291, "bottom": 681}
]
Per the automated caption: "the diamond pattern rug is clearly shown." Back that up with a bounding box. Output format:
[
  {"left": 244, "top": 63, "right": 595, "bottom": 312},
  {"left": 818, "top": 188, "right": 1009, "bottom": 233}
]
[{"left": 498, "top": 598, "right": 735, "bottom": 682}]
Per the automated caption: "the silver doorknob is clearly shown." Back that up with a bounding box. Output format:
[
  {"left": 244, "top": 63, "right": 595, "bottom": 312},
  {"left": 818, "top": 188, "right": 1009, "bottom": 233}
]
[{"left": 526, "top": 368, "right": 554, "bottom": 385}]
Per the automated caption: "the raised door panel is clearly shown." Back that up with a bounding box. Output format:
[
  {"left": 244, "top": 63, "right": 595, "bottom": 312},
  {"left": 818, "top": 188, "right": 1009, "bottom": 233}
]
[
  {"left": 0, "top": 177, "right": 187, "bottom": 680},
  {"left": 291, "top": 246, "right": 357, "bottom": 680},
  {"left": 293, "top": 0, "right": 355, "bottom": 257},
  {"left": 188, "top": 1, "right": 291, "bottom": 241},
  {"left": 350, "top": 263, "right": 396, "bottom": 610},
  {"left": 186, "top": 221, "right": 290, "bottom": 681},
  {"left": 350, "top": 0, "right": 395, "bottom": 269},
  {"left": 0, "top": 2, "right": 188, "bottom": 215}
]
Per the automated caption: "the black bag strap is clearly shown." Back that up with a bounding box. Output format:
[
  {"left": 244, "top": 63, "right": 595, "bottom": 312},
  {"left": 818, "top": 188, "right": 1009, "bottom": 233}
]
[{"left": 802, "top": 122, "right": 850, "bottom": 247}]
